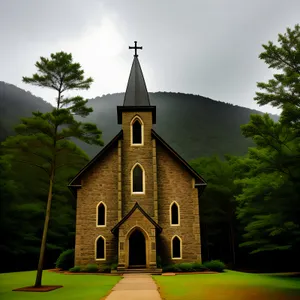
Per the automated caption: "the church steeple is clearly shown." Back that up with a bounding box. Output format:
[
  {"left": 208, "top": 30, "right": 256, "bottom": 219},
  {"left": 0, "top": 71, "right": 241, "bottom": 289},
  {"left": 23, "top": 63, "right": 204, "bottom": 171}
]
[
  {"left": 123, "top": 56, "right": 150, "bottom": 107},
  {"left": 117, "top": 41, "right": 156, "bottom": 124}
]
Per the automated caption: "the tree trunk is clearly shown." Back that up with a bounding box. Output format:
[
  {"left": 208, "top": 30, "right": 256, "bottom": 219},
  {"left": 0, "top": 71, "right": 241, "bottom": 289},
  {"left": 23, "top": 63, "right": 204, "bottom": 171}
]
[{"left": 34, "top": 166, "right": 55, "bottom": 287}]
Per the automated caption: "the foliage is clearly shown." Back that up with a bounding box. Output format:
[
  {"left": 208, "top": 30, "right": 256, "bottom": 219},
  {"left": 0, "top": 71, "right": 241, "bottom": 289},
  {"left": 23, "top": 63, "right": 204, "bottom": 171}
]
[
  {"left": 254, "top": 24, "right": 300, "bottom": 134},
  {"left": 69, "top": 266, "right": 81, "bottom": 272},
  {"left": 190, "top": 155, "right": 238, "bottom": 264},
  {"left": 1, "top": 51, "right": 103, "bottom": 286},
  {"left": 203, "top": 260, "right": 225, "bottom": 272},
  {"left": 84, "top": 264, "right": 99, "bottom": 273},
  {"left": 235, "top": 24, "right": 300, "bottom": 257},
  {"left": 163, "top": 262, "right": 210, "bottom": 272},
  {"left": 55, "top": 249, "right": 74, "bottom": 270},
  {"left": 110, "top": 263, "right": 118, "bottom": 270}
]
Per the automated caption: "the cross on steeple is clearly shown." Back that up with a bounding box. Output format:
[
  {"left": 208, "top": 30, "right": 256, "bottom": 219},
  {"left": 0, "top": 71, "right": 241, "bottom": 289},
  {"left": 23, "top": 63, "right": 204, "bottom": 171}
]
[{"left": 129, "top": 41, "right": 143, "bottom": 57}]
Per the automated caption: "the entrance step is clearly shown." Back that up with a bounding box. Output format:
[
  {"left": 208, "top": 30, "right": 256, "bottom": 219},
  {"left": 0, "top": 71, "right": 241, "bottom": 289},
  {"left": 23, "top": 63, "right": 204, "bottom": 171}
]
[{"left": 112, "top": 268, "right": 162, "bottom": 275}]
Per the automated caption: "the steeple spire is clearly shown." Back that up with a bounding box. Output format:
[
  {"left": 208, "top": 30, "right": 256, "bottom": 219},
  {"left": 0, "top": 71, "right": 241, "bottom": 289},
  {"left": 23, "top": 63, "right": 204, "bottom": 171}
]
[
  {"left": 123, "top": 55, "right": 150, "bottom": 106},
  {"left": 117, "top": 41, "right": 156, "bottom": 124}
]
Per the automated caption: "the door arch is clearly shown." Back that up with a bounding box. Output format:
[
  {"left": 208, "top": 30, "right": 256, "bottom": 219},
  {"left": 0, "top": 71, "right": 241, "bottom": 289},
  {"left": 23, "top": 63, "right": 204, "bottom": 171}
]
[{"left": 126, "top": 226, "right": 149, "bottom": 268}]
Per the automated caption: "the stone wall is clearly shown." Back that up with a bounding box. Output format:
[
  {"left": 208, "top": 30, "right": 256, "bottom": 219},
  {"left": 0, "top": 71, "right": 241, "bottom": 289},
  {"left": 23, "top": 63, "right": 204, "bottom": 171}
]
[
  {"left": 121, "top": 111, "right": 155, "bottom": 217},
  {"left": 75, "top": 146, "right": 119, "bottom": 267},
  {"left": 156, "top": 141, "right": 202, "bottom": 264}
]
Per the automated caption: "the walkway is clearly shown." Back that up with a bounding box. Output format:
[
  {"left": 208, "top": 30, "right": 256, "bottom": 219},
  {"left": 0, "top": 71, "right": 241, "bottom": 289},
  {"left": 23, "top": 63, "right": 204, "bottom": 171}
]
[{"left": 105, "top": 274, "right": 161, "bottom": 300}]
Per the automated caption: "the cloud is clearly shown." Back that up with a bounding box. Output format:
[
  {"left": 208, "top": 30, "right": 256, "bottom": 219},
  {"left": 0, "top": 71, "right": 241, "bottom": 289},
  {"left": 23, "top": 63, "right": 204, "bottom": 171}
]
[{"left": 1, "top": 0, "right": 299, "bottom": 114}]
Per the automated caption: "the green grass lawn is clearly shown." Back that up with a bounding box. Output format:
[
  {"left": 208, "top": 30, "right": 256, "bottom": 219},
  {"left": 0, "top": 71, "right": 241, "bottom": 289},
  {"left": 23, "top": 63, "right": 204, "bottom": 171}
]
[
  {"left": 154, "top": 270, "right": 300, "bottom": 300},
  {"left": 0, "top": 270, "right": 121, "bottom": 300}
]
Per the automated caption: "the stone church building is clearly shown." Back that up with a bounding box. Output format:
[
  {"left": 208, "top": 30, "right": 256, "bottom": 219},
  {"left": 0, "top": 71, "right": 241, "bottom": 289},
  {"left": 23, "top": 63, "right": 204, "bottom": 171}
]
[{"left": 69, "top": 42, "right": 207, "bottom": 272}]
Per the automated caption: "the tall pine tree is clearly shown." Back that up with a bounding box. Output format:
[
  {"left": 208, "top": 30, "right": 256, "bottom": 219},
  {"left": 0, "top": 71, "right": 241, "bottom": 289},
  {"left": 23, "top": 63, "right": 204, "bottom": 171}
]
[{"left": 2, "top": 52, "right": 103, "bottom": 287}]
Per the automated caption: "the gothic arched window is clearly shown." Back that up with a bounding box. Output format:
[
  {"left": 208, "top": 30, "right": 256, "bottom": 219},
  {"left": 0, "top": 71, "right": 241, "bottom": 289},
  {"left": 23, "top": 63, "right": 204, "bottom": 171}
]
[
  {"left": 172, "top": 236, "right": 182, "bottom": 259},
  {"left": 96, "top": 202, "right": 106, "bottom": 226},
  {"left": 95, "top": 236, "right": 106, "bottom": 260},
  {"left": 131, "top": 116, "right": 143, "bottom": 145},
  {"left": 170, "top": 202, "right": 180, "bottom": 225},
  {"left": 132, "top": 164, "right": 144, "bottom": 193}
]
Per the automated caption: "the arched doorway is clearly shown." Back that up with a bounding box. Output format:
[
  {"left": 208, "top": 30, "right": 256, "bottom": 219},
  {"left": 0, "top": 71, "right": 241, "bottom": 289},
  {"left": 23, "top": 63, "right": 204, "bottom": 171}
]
[{"left": 129, "top": 228, "right": 146, "bottom": 267}]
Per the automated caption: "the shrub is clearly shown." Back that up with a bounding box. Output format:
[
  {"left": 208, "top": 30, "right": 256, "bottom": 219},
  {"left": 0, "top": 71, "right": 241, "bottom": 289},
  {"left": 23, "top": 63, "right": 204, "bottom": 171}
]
[
  {"left": 177, "top": 263, "right": 195, "bottom": 272},
  {"left": 110, "top": 263, "right": 118, "bottom": 270},
  {"left": 163, "top": 262, "right": 209, "bottom": 272},
  {"left": 55, "top": 249, "right": 74, "bottom": 270},
  {"left": 85, "top": 264, "right": 99, "bottom": 273},
  {"left": 163, "top": 264, "right": 181, "bottom": 272},
  {"left": 69, "top": 266, "right": 81, "bottom": 272},
  {"left": 193, "top": 262, "right": 208, "bottom": 271},
  {"left": 203, "top": 260, "right": 225, "bottom": 272},
  {"left": 99, "top": 264, "right": 111, "bottom": 273}
]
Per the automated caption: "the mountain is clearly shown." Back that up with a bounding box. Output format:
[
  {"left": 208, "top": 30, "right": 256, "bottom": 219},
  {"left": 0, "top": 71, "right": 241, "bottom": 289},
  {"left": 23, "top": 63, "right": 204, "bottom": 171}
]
[
  {"left": 0, "top": 81, "right": 53, "bottom": 141},
  {"left": 0, "top": 82, "right": 279, "bottom": 161}
]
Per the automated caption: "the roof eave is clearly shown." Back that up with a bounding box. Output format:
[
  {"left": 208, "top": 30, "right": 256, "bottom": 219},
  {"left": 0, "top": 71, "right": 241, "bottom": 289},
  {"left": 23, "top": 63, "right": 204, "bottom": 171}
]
[{"left": 117, "top": 105, "right": 156, "bottom": 124}]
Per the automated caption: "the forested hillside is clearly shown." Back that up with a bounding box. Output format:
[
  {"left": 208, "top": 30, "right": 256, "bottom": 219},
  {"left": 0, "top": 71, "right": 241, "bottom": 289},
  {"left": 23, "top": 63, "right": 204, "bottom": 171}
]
[
  {"left": 0, "top": 82, "right": 52, "bottom": 141},
  {"left": 0, "top": 82, "right": 279, "bottom": 161}
]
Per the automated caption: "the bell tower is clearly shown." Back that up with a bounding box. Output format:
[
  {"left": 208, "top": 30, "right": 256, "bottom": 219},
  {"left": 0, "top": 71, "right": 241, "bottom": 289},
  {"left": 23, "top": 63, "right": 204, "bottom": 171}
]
[{"left": 117, "top": 41, "right": 158, "bottom": 221}]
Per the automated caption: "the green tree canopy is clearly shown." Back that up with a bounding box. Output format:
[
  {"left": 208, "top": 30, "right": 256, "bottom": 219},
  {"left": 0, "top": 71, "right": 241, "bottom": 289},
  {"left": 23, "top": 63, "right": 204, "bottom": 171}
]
[{"left": 2, "top": 51, "right": 103, "bottom": 287}]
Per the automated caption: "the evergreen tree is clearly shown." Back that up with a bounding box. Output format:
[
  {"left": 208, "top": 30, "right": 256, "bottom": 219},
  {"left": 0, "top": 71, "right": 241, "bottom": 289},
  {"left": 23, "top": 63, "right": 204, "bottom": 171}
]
[
  {"left": 2, "top": 52, "right": 103, "bottom": 287},
  {"left": 235, "top": 24, "right": 300, "bottom": 259}
]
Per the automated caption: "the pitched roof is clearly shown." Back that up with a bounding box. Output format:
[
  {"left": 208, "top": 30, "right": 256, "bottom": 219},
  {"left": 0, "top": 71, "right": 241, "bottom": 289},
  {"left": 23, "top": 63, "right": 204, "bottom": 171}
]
[
  {"left": 123, "top": 56, "right": 150, "bottom": 106},
  {"left": 68, "top": 130, "right": 123, "bottom": 187},
  {"left": 111, "top": 202, "right": 162, "bottom": 234},
  {"left": 151, "top": 129, "right": 207, "bottom": 188}
]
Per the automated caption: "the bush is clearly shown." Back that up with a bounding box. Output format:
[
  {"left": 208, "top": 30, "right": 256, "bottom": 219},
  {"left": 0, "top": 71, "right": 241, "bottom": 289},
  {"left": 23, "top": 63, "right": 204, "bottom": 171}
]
[
  {"left": 110, "top": 263, "right": 118, "bottom": 270},
  {"left": 163, "top": 264, "right": 182, "bottom": 272},
  {"left": 193, "top": 262, "right": 208, "bottom": 271},
  {"left": 69, "top": 266, "right": 81, "bottom": 272},
  {"left": 203, "top": 260, "right": 225, "bottom": 272},
  {"left": 84, "top": 264, "right": 99, "bottom": 273},
  {"left": 177, "top": 263, "right": 195, "bottom": 272},
  {"left": 163, "top": 261, "right": 210, "bottom": 272},
  {"left": 55, "top": 249, "right": 74, "bottom": 270},
  {"left": 99, "top": 264, "right": 111, "bottom": 273}
]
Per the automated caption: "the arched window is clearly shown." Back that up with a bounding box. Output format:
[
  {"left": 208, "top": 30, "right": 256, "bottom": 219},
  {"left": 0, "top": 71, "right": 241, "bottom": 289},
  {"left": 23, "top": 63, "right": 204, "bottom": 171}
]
[
  {"left": 131, "top": 116, "right": 143, "bottom": 145},
  {"left": 132, "top": 163, "right": 145, "bottom": 193},
  {"left": 96, "top": 202, "right": 106, "bottom": 227},
  {"left": 172, "top": 236, "right": 182, "bottom": 259},
  {"left": 95, "top": 236, "right": 106, "bottom": 260},
  {"left": 170, "top": 202, "right": 180, "bottom": 225}
]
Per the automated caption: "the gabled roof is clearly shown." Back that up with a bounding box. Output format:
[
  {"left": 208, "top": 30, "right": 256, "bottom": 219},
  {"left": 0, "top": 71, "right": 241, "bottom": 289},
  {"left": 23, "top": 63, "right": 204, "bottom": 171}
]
[
  {"left": 68, "top": 130, "right": 123, "bottom": 188},
  {"left": 111, "top": 202, "right": 162, "bottom": 234},
  {"left": 123, "top": 56, "right": 150, "bottom": 106},
  {"left": 152, "top": 129, "right": 207, "bottom": 189}
]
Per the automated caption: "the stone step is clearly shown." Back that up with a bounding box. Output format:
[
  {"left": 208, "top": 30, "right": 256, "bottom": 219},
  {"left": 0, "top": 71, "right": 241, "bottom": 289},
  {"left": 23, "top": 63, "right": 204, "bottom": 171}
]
[{"left": 112, "top": 268, "right": 162, "bottom": 275}]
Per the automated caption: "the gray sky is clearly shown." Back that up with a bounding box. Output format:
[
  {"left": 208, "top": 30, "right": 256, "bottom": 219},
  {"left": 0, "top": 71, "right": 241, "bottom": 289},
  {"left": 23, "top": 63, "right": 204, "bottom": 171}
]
[{"left": 1, "top": 0, "right": 299, "bottom": 114}]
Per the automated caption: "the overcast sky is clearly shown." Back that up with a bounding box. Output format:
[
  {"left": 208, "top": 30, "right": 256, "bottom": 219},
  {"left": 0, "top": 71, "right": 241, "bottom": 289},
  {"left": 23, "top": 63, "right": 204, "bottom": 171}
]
[{"left": 1, "top": 0, "right": 299, "bottom": 114}]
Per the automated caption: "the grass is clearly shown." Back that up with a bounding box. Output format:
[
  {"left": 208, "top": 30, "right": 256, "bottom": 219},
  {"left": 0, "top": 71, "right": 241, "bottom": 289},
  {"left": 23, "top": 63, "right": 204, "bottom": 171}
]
[
  {"left": 0, "top": 270, "right": 121, "bottom": 300},
  {"left": 154, "top": 270, "right": 300, "bottom": 300}
]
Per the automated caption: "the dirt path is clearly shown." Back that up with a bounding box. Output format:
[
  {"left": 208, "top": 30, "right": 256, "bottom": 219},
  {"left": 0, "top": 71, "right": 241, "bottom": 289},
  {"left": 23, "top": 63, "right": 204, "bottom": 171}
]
[{"left": 105, "top": 274, "right": 161, "bottom": 300}]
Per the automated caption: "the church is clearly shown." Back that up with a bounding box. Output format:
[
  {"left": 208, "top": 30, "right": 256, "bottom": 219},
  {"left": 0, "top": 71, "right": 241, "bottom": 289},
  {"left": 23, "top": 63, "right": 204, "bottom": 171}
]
[{"left": 68, "top": 42, "right": 207, "bottom": 272}]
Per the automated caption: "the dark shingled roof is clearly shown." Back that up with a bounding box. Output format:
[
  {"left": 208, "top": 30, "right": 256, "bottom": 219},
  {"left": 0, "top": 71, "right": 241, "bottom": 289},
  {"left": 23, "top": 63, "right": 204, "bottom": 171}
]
[
  {"left": 123, "top": 56, "right": 150, "bottom": 106},
  {"left": 111, "top": 202, "right": 162, "bottom": 234}
]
